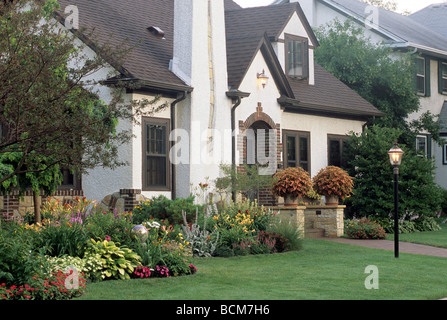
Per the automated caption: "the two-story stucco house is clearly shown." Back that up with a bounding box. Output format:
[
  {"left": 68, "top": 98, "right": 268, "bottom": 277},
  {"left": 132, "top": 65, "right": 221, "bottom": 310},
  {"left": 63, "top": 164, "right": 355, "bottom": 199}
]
[
  {"left": 274, "top": 0, "right": 447, "bottom": 189},
  {"left": 22, "top": 0, "right": 381, "bottom": 211}
]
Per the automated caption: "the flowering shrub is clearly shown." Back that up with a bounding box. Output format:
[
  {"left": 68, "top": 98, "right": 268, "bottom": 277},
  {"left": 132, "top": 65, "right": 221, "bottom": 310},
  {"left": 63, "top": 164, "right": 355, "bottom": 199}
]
[
  {"left": 132, "top": 266, "right": 151, "bottom": 279},
  {"left": 313, "top": 166, "right": 354, "bottom": 199},
  {"left": 151, "top": 265, "right": 170, "bottom": 278},
  {"left": 346, "top": 218, "right": 387, "bottom": 240},
  {"left": 272, "top": 167, "right": 312, "bottom": 198},
  {"left": 0, "top": 270, "right": 87, "bottom": 300},
  {"left": 189, "top": 264, "right": 197, "bottom": 274}
]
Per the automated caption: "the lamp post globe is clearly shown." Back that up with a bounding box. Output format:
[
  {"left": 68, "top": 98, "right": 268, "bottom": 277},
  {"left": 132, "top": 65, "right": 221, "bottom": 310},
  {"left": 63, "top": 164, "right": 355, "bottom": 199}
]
[{"left": 388, "top": 141, "right": 404, "bottom": 258}]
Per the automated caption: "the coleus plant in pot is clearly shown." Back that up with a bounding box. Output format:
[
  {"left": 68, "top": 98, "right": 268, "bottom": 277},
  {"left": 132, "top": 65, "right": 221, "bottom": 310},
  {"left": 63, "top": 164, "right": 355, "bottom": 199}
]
[
  {"left": 272, "top": 167, "right": 312, "bottom": 207},
  {"left": 312, "top": 166, "right": 354, "bottom": 205}
]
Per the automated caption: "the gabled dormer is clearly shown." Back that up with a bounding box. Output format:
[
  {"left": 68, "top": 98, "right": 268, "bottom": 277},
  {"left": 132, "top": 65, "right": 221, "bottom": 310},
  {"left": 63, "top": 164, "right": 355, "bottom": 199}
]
[{"left": 271, "top": 4, "right": 319, "bottom": 85}]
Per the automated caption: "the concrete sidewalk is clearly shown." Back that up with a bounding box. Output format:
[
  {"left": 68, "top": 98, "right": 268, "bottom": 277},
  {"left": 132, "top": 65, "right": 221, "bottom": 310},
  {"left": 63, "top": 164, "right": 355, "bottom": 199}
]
[{"left": 317, "top": 237, "right": 447, "bottom": 258}]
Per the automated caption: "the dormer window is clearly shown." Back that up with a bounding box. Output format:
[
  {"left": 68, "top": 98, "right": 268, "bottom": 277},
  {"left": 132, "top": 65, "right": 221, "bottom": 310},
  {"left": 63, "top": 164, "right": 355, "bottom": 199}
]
[{"left": 285, "top": 34, "right": 309, "bottom": 79}]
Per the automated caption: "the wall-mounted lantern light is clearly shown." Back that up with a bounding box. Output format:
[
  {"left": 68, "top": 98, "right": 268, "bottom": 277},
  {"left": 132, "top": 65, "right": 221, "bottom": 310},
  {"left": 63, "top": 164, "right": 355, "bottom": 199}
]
[{"left": 257, "top": 69, "right": 269, "bottom": 88}]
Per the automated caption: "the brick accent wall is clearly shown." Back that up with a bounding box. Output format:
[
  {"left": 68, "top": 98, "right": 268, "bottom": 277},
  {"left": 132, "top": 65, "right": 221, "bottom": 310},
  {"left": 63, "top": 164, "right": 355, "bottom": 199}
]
[
  {"left": 119, "top": 189, "right": 142, "bottom": 212},
  {"left": 237, "top": 106, "right": 282, "bottom": 206},
  {"left": 0, "top": 189, "right": 84, "bottom": 221}
]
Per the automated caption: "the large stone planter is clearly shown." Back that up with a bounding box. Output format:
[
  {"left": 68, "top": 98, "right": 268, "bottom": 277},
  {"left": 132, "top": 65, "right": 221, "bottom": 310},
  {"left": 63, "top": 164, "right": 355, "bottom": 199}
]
[{"left": 284, "top": 194, "right": 301, "bottom": 207}]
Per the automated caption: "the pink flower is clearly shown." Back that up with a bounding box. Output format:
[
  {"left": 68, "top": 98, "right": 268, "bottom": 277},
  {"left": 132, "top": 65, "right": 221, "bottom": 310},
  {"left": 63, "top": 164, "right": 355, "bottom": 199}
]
[{"left": 105, "top": 236, "right": 111, "bottom": 241}]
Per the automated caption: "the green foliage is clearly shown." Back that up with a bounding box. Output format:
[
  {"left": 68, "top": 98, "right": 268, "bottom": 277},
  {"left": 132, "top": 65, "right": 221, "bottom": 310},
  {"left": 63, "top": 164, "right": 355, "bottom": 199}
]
[
  {"left": 344, "top": 125, "right": 443, "bottom": 220},
  {"left": 314, "top": 19, "right": 442, "bottom": 144},
  {"left": 33, "top": 221, "right": 89, "bottom": 258},
  {"left": 216, "top": 164, "right": 274, "bottom": 202},
  {"left": 345, "top": 218, "right": 387, "bottom": 239},
  {"left": 45, "top": 254, "right": 103, "bottom": 283},
  {"left": 181, "top": 208, "right": 219, "bottom": 257},
  {"left": 84, "top": 210, "right": 134, "bottom": 247},
  {"left": 132, "top": 196, "right": 205, "bottom": 225},
  {"left": 85, "top": 239, "right": 141, "bottom": 281},
  {"left": 0, "top": 222, "right": 49, "bottom": 286},
  {"left": 266, "top": 217, "right": 303, "bottom": 251},
  {"left": 0, "top": 0, "right": 163, "bottom": 188},
  {"left": 375, "top": 216, "right": 441, "bottom": 234},
  {"left": 0, "top": 152, "right": 62, "bottom": 196}
]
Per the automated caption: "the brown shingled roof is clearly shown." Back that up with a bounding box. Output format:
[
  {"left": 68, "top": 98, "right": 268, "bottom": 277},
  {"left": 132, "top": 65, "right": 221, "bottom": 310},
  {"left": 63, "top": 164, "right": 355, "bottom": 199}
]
[
  {"left": 225, "top": 3, "right": 382, "bottom": 119},
  {"left": 57, "top": 0, "right": 189, "bottom": 92},
  {"left": 56, "top": 0, "right": 381, "bottom": 119},
  {"left": 284, "top": 64, "right": 384, "bottom": 118}
]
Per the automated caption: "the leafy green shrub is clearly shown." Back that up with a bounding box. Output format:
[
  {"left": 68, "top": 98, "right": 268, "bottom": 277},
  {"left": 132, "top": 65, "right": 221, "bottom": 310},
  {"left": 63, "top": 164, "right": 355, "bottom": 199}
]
[
  {"left": 413, "top": 216, "right": 442, "bottom": 232},
  {"left": 0, "top": 222, "right": 49, "bottom": 286},
  {"left": 375, "top": 216, "right": 441, "bottom": 234},
  {"left": 132, "top": 196, "right": 204, "bottom": 225},
  {"left": 267, "top": 217, "right": 302, "bottom": 251},
  {"left": 344, "top": 126, "right": 443, "bottom": 220},
  {"left": 33, "top": 220, "right": 88, "bottom": 258},
  {"left": 84, "top": 239, "right": 141, "bottom": 281},
  {"left": 346, "top": 218, "right": 387, "bottom": 239},
  {"left": 45, "top": 254, "right": 103, "bottom": 282},
  {"left": 84, "top": 210, "right": 134, "bottom": 247}
]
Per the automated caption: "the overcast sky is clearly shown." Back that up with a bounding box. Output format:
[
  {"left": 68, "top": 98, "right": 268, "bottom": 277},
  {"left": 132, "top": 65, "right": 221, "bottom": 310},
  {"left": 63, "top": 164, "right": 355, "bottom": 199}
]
[{"left": 234, "top": 0, "right": 444, "bottom": 14}]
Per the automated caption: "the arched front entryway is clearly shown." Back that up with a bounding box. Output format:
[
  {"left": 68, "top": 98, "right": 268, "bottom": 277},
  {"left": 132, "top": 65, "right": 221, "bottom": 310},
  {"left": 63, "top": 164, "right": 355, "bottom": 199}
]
[{"left": 238, "top": 106, "right": 281, "bottom": 206}]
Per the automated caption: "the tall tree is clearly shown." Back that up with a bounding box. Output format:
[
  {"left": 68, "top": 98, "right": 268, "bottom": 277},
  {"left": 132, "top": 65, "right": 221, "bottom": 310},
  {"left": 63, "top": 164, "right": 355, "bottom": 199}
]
[
  {"left": 0, "top": 0, "right": 166, "bottom": 186},
  {"left": 314, "top": 19, "right": 442, "bottom": 146},
  {"left": 0, "top": 0, "right": 167, "bottom": 221}
]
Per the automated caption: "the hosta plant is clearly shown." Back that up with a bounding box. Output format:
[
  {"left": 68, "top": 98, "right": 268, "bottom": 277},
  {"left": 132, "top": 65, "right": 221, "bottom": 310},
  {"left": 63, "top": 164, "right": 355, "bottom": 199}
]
[{"left": 85, "top": 239, "right": 141, "bottom": 280}]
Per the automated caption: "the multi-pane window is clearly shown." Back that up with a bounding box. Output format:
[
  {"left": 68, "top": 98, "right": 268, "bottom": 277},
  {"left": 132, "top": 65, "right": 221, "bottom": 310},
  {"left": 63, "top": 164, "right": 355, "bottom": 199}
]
[
  {"left": 285, "top": 34, "right": 309, "bottom": 79},
  {"left": 328, "top": 135, "right": 349, "bottom": 169},
  {"left": 283, "top": 130, "right": 310, "bottom": 172},
  {"left": 416, "top": 57, "right": 426, "bottom": 95},
  {"left": 441, "top": 62, "right": 447, "bottom": 94},
  {"left": 143, "top": 118, "right": 170, "bottom": 190},
  {"left": 416, "top": 135, "right": 428, "bottom": 157}
]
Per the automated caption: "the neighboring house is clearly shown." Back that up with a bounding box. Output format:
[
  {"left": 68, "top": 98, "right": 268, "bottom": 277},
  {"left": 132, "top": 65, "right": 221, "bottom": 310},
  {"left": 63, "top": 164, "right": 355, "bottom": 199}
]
[
  {"left": 409, "top": 3, "right": 447, "bottom": 39},
  {"left": 27, "top": 0, "right": 382, "bottom": 209},
  {"left": 274, "top": 0, "right": 447, "bottom": 189}
]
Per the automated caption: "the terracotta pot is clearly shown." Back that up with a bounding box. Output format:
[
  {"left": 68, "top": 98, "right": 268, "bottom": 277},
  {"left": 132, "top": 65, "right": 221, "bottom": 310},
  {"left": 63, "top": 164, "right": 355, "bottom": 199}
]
[
  {"left": 284, "top": 194, "right": 300, "bottom": 207},
  {"left": 325, "top": 195, "right": 339, "bottom": 206}
]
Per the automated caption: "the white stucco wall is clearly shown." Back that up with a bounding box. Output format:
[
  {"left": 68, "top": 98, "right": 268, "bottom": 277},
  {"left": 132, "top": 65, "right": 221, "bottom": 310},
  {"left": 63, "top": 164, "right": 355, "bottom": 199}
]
[
  {"left": 236, "top": 49, "right": 365, "bottom": 180},
  {"left": 281, "top": 115, "right": 364, "bottom": 178},
  {"left": 276, "top": 12, "right": 316, "bottom": 85},
  {"left": 172, "top": 0, "right": 233, "bottom": 199}
]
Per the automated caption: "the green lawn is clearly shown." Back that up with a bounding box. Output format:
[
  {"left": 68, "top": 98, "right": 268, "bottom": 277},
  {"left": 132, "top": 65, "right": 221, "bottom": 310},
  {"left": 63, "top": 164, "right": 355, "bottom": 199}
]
[
  {"left": 390, "top": 220, "right": 447, "bottom": 248},
  {"left": 76, "top": 239, "right": 447, "bottom": 301}
]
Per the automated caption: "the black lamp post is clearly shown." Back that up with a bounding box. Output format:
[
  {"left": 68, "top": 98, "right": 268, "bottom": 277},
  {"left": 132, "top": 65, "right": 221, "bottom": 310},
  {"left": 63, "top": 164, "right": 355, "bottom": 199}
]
[{"left": 388, "top": 142, "right": 404, "bottom": 258}]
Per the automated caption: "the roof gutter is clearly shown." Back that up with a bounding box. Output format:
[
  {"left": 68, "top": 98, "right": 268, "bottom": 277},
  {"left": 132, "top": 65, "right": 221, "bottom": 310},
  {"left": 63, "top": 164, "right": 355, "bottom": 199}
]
[
  {"left": 100, "top": 78, "right": 194, "bottom": 96},
  {"left": 278, "top": 96, "right": 384, "bottom": 119}
]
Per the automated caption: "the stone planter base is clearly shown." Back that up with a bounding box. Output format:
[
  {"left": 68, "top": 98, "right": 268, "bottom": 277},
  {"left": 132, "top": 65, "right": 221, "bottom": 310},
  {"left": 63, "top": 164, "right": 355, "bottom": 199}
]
[{"left": 271, "top": 205, "right": 345, "bottom": 239}]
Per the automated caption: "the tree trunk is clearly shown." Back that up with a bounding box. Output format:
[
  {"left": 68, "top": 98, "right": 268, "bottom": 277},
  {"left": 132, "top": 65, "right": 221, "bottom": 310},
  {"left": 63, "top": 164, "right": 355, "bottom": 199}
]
[{"left": 33, "top": 190, "right": 41, "bottom": 224}]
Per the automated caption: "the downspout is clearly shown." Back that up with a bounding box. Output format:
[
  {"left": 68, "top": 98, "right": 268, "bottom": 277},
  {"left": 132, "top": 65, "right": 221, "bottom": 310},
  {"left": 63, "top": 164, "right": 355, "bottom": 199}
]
[
  {"left": 231, "top": 97, "right": 242, "bottom": 202},
  {"left": 227, "top": 90, "right": 250, "bottom": 201},
  {"left": 231, "top": 96, "right": 242, "bottom": 168},
  {"left": 170, "top": 91, "right": 188, "bottom": 200}
]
